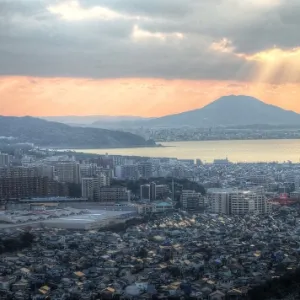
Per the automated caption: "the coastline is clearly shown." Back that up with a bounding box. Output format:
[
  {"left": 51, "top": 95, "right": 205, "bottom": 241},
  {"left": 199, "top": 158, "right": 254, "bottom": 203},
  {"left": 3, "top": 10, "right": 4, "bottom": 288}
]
[
  {"left": 46, "top": 137, "right": 300, "bottom": 151},
  {"left": 54, "top": 139, "right": 300, "bottom": 163},
  {"left": 50, "top": 143, "right": 164, "bottom": 150}
]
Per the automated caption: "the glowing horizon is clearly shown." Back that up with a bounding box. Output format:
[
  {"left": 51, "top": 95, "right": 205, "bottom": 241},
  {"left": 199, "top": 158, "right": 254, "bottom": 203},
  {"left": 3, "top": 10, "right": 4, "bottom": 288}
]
[
  {"left": 1, "top": 0, "right": 300, "bottom": 117},
  {"left": 1, "top": 75, "right": 300, "bottom": 117}
]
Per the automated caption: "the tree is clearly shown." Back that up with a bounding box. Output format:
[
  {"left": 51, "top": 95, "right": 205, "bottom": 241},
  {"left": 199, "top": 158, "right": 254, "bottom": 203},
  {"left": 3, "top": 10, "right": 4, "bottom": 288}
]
[
  {"left": 136, "top": 247, "right": 148, "bottom": 258},
  {"left": 20, "top": 232, "right": 34, "bottom": 246},
  {"left": 68, "top": 183, "right": 82, "bottom": 198}
]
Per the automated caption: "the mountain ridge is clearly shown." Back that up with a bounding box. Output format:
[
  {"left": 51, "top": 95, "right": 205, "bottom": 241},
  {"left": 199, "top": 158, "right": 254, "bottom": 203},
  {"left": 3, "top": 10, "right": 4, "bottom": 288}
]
[
  {"left": 42, "top": 115, "right": 151, "bottom": 126},
  {"left": 0, "top": 116, "right": 155, "bottom": 148},
  {"left": 36, "top": 95, "right": 300, "bottom": 129},
  {"left": 143, "top": 95, "right": 300, "bottom": 127}
]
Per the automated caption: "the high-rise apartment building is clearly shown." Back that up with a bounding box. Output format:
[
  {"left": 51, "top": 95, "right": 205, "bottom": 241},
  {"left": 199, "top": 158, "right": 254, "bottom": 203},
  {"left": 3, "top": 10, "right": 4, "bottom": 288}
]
[
  {"left": 80, "top": 163, "right": 97, "bottom": 178},
  {"left": 208, "top": 189, "right": 229, "bottom": 214},
  {"left": 140, "top": 184, "right": 151, "bottom": 201},
  {"left": 81, "top": 178, "right": 95, "bottom": 200},
  {"left": 93, "top": 155, "right": 114, "bottom": 169},
  {"left": 0, "top": 167, "right": 38, "bottom": 178},
  {"left": 138, "top": 162, "right": 153, "bottom": 179},
  {"left": 36, "top": 165, "right": 55, "bottom": 179},
  {"left": 115, "top": 165, "right": 139, "bottom": 180},
  {"left": 155, "top": 184, "right": 170, "bottom": 199},
  {"left": 0, "top": 176, "right": 68, "bottom": 200},
  {"left": 140, "top": 182, "right": 162, "bottom": 201},
  {"left": 208, "top": 188, "right": 271, "bottom": 215},
  {"left": 181, "top": 190, "right": 204, "bottom": 210},
  {"left": 150, "top": 182, "right": 156, "bottom": 201},
  {"left": 55, "top": 162, "right": 81, "bottom": 184},
  {"left": 81, "top": 174, "right": 110, "bottom": 201},
  {"left": 0, "top": 153, "right": 10, "bottom": 167}
]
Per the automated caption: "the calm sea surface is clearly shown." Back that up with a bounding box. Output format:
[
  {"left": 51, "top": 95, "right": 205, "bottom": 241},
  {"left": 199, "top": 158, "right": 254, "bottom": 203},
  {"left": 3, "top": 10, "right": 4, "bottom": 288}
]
[{"left": 73, "top": 139, "right": 300, "bottom": 163}]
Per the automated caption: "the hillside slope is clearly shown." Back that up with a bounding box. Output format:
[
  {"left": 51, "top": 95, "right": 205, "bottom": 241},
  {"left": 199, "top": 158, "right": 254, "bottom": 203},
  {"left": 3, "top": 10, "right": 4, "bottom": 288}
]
[{"left": 0, "top": 116, "right": 155, "bottom": 148}]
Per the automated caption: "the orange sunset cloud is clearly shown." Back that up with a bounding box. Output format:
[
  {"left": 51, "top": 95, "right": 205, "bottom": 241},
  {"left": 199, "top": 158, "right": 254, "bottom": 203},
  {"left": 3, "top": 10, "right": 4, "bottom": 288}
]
[
  {"left": 0, "top": 76, "right": 299, "bottom": 117},
  {"left": 1, "top": 0, "right": 300, "bottom": 118}
]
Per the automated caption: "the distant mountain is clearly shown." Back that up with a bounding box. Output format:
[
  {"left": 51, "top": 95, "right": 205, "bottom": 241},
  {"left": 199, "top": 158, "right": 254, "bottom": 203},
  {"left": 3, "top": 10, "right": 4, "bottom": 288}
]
[
  {"left": 41, "top": 95, "right": 300, "bottom": 129},
  {"left": 91, "top": 116, "right": 152, "bottom": 129},
  {"left": 144, "top": 95, "right": 300, "bottom": 127},
  {"left": 0, "top": 116, "right": 155, "bottom": 148},
  {"left": 42, "top": 115, "right": 150, "bottom": 127}
]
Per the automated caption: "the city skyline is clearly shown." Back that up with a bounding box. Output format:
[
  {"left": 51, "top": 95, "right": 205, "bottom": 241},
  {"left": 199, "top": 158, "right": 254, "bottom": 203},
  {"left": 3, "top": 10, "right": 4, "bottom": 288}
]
[{"left": 1, "top": 0, "right": 300, "bottom": 116}]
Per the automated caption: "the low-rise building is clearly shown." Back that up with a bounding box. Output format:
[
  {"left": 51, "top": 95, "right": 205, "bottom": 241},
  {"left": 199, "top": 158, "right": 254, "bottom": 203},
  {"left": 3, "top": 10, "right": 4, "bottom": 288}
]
[{"left": 97, "top": 187, "right": 129, "bottom": 202}]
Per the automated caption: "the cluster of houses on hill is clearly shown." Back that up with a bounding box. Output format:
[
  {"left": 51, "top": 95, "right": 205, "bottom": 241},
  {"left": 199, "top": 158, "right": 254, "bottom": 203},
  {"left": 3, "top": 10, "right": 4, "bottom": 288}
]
[{"left": 0, "top": 205, "right": 300, "bottom": 299}]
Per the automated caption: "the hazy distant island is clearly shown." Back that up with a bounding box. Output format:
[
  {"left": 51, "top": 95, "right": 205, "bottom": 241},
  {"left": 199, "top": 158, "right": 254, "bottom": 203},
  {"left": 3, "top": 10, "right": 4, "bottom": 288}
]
[{"left": 0, "top": 116, "right": 157, "bottom": 149}]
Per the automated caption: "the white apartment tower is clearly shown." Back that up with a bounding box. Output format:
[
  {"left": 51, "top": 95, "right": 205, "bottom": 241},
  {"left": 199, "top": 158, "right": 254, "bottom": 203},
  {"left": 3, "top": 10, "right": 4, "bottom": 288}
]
[
  {"left": 208, "top": 188, "right": 271, "bottom": 215},
  {"left": 181, "top": 190, "right": 204, "bottom": 210},
  {"left": 208, "top": 189, "right": 230, "bottom": 214},
  {"left": 81, "top": 174, "right": 110, "bottom": 201}
]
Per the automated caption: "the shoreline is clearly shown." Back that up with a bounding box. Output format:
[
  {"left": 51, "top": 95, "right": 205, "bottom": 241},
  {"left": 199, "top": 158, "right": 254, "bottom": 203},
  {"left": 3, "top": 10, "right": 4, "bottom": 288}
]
[
  {"left": 49, "top": 144, "right": 165, "bottom": 151},
  {"left": 50, "top": 137, "right": 300, "bottom": 151},
  {"left": 51, "top": 139, "right": 300, "bottom": 164},
  {"left": 45, "top": 138, "right": 300, "bottom": 151}
]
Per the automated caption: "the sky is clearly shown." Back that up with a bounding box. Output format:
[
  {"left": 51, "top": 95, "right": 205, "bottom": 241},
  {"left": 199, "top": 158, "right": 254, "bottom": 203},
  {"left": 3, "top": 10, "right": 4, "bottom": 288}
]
[{"left": 0, "top": 0, "right": 300, "bottom": 117}]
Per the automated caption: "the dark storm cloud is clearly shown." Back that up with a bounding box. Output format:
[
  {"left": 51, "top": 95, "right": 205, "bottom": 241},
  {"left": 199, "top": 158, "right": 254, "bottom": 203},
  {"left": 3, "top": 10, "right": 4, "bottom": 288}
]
[
  {"left": 0, "top": 0, "right": 298, "bottom": 80},
  {"left": 213, "top": 1, "right": 300, "bottom": 54}
]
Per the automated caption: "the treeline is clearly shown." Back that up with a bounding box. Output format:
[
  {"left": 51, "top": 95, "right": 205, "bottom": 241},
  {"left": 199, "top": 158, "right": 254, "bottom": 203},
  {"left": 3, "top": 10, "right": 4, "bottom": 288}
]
[
  {"left": 101, "top": 216, "right": 149, "bottom": 233},
  {"left": 101, "top": 214, "right": 166, "bottom": 233},
  {"left": 248, "top": 268, "right": 300, "bottom": 300},
  {"left": 0, "top": 232, "right": 35, "bottom": 254}
]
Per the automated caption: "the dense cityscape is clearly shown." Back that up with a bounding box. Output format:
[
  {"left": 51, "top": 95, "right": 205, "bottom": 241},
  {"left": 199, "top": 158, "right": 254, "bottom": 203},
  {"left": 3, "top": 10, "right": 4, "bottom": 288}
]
[
  {"left": 3, "top": 0, "right": 300, "bottom": 299},
  {"left": 0, "top": 143, "right": 300, "bottom": 299},
  {"left": 121, "top": 127, "right": 300, "bottom": 142}
]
